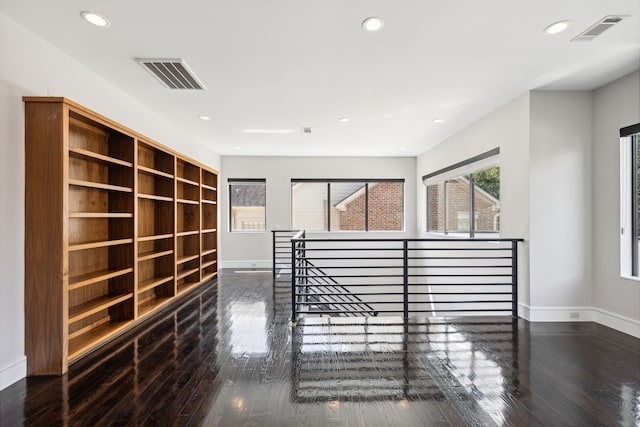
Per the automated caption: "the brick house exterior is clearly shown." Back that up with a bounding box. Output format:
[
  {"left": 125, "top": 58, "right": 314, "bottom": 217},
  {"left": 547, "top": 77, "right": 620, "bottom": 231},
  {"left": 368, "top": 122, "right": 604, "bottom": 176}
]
[
  {"left": 427, "top": 177, "right": 499, "bottom": 232},
  {"left": 337, "top": 182, "right": 404, "bottom": 231}
]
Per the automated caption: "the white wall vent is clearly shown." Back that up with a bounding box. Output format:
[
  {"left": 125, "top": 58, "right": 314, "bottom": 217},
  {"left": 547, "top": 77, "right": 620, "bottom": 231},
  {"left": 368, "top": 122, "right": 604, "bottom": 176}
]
[
  {"left": 136, "top": 58, "right": 206, "bottom": 89},
  {"left": 572, "top": 15, "right": 628, "bottom": 42}
]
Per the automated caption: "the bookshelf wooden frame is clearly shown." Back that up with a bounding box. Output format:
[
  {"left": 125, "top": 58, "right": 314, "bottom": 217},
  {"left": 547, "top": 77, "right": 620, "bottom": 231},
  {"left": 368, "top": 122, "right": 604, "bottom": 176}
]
[{"left": 24, "top": 97, "right": 218, "bottom": 375}]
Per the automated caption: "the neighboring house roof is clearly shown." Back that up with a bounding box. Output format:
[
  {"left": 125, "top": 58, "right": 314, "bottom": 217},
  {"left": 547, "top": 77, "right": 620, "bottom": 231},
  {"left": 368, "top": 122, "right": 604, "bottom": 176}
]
[
  {"left": 335, "top": 183, "right": 376, "bottom": 211},
  {"left": 231, "top": 184, "right": 265, "bottom": 207}
]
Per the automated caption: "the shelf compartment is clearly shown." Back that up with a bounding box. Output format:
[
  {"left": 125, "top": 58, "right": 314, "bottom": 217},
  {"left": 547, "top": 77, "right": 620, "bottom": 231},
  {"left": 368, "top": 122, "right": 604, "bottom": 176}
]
[
  {"left": 201, "top": 248, "right": 217, "bottom": 257},
  {"left": 68, "top": 114, "right": 134, "bottom": 164},
  {"left": 69, "top": 147, "right": 133, "bottom": 168},
  {"left": 68, "top": 238, "right": 133, "bottom": 252},
  {"left": 177, "top": 203, "right": 199, "bottom": 233},
  {"left": 138, "top": 165, "right": 174, "bottom": 199},
  {"left": 176, "top": 159, "right": 200, "bottom": 184},
  {"left": 138, "top": 141, "right": 174, "bottom": 177},
  {"left": 138, "top": 249, "right": 174, "bottom": 262},
  {"left": 68, "top": 320, "right": 131, "bottom": 362},
  {"left": 138, "top": 198, "right": 174, "bottom": 237},
  {"left": 202, "top": 169, "right": 217, "bottom": 189},
  {"left": 138, "top": 296, "right": 173, "bottom": 318},
  {"left": 201, "top": 260, "right": 216, "bottom": 269},
  {"left": 202, "top": 233, "right": 216, "bottom": 252},
  {"left": 69, "top": 217, "right": 133, "bottom": 247},
  {"left": 68, "top": 293, "right": 133, "bottom": 324},
  {"left": 202, "top": 272, "right": 218, "bottom": 282},
  {"left": 137, "top": 276, "right": 174, "bottom": 294}
]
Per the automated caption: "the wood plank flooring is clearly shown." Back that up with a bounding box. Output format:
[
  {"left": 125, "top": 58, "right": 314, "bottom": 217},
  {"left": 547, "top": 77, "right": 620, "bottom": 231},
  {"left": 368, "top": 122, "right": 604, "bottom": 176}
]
[{"left": 1, "top": 270, "right": 639, "bottom": 426}]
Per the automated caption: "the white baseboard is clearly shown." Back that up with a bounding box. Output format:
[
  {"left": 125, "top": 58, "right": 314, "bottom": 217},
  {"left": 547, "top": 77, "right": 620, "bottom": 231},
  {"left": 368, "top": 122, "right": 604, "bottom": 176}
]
[
  {"left": 0, "top": 356, "right": 26, "bottom": 391},
  {"left": 220, "top": 260, "right": 272, "bottom": 269},
  {"left": 593, "top": 308, "right": 640, "bottom": 338},
  {"left": 518, "top": 303, "right": 639, "bottom": 338}
]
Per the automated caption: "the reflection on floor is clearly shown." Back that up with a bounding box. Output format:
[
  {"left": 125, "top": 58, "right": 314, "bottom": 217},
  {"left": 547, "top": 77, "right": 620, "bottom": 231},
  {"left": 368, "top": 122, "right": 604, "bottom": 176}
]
[{"left": 0, "top": 269, "right": 639, "bottom": 426}]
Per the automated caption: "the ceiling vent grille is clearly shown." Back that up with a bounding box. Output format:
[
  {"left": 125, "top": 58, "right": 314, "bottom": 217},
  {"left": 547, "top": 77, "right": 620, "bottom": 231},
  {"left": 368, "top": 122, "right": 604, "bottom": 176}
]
[
  {"left": 572, "top": 15, "right": 628, "bottom": 42},
  {"left": 301, "top": 127, "right": 313, "bottom": 134},
  {"left": 136, "top": 58, "right": 206, "bottom": 89}
]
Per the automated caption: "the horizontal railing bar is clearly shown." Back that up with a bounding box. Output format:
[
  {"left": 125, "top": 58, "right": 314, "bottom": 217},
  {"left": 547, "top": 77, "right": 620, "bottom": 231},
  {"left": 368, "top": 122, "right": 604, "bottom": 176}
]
[
  {"left": 408, "top": 256, "right": 512, "bottom": 260},
  {"left": 407, "top": 265, "right": 512, "bottom": 269},
  {"left": 302, "top": 265, "right": 402, "bottom": 269},
  {"left": 293, "top": 238, "right": 523, "bottom": 243},
  {"left": 409, "top": 274, "right": 513, "bottom": 277},
  {"left": 298, "top": 274, "right": 403, "bottom": 278},
  {"left": 303, "top": 257, "right": 405, "bottom": 261},
  {"left": 298, "top": 308, "right": 513, "bottom": 314}
]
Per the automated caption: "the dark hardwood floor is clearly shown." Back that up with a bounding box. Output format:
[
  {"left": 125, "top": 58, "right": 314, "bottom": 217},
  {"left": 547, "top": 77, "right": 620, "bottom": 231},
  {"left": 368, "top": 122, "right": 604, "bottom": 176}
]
[{"left": 1, "top": 270, "right": 639, "bottom": 426}]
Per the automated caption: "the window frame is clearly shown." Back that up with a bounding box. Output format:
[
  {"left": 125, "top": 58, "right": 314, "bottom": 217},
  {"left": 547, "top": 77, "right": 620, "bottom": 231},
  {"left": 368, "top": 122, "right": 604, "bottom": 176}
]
[
  {"left": 423, "top": 148, "right": 500, "bottom": 238},
  {"left": 228, "top": 178, "right": 267, "bottom": 233},
  {"left": 290, "top": 178, "right": 405, "bottom": 232},
  {"left": 620, "top": 123, "right": 640, "bottom": 279}
]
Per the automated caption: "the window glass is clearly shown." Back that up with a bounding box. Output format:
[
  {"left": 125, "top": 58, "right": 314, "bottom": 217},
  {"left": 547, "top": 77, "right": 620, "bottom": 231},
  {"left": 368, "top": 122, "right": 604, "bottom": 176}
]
[
  {"left": 291, "top": 180, "right": 405, "bottom": 232},
  {"left": 426, "top": 182, "right": 445, "bottom": 232},
  {"left": 446, "top": 177, "right": 471, "bottom": 234},
  {"left": 368, "top": 182, "right": 404, "bottom": 231},
  {"left": 331, "top": 182, "right": 366, "bottom": 231},
  {"left": 473, "top": 167, "right": 501, "bottom": 234},
  {"left": 229, "top": 180, "right": 266, "bottom": 232},
  {"left": 291, "top": 182, "right": 328, "bottom": 231}
]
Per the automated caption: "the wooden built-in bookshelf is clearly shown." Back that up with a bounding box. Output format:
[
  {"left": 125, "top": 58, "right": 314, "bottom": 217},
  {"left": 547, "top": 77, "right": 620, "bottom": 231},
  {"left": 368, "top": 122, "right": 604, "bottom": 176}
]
[{"left": 24, "top": 97, "right": 218, "bottom": 375}]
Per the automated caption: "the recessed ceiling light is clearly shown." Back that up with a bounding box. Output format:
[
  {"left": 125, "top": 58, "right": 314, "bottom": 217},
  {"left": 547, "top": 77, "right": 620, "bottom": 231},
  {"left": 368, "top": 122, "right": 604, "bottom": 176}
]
[
  {"left": 332, "top": 147, "right": 339, "bottom": 151},
  {"left": 80, "top": 11, "right": 110, "bottom": 28},
  {"left": 362, "top": 17, "right": 384, "bottom": 32},
  {"left": 399, "top": 147, "right": 406, "bottom": 151},
  {"left": 338, "top": 117, "right": 350, "bottom": 123},
  {"left": 199, "top": 115, "right": 211, "bottom": 121},
  {"left": 544, "top": 20, "right": 571, "bottom": 35},
  {"left": 433, "top": 118, "right": 445, "bottom": 124},
  {"left": 233, "top": 146, "right": 241, "bottom": 150}
]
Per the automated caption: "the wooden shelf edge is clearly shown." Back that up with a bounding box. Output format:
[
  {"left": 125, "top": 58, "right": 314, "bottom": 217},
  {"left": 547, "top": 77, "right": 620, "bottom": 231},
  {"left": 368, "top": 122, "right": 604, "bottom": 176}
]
[
  {"left": 137, "top": 297, "right": 173, "bottom": 319},
  {"left": 68, "top": 293, "right": 133, "bottom": 324},
  {"left": 69, "top": 179, "right": 132, "bottom": 193},
  {"left": 138, "top": 233, "right": 174, "bottom": 242},
  {"left": 138, "top": 193, "right": 173, "bottom": 202},
  {"left": 177, "top": 254, "right": 199, "bottom": 265},
  {"left": 137, "top": 165, "right": 174, "bottom": 179},
  {"left": 69, "top": 212, "right": 133, "bottom": 218},
  {"left": 176, "top": 230, "right": 199, "bottom": 237},
  {"left": 201, "top": 248, "right": 217, "bottom": 256},
  {"left": 138, "top": 276, "right": 174, "bottom": 294},
  {"left": 202, "top": 272, "right": 218, "bottom": 282},
  {"left": 68, "top": 238, "right": 133, "bottom": 252},
  {"left": 176, "top": 198, "right": 199, "bottom": 205},
  {"left": 68, "top": 267, "right": 133, "bottom": 290},
  {"left": 201, "top": 260, "right": 217, "bottom": 269},
  {"left": 69, "top": 147, "right": 133, "bottom": 168},
  {"left": 138, "top": 249, "right": 174, "bottom": 262},
  {"left": 176, "top": 268, "right": 199, "bottom": 281},
  {"left": 68, "top": 320, "right": 132, "bottom": 362},
  {"left": 201, "top": 229, "right": 217, "bottom": 234},
  {"left": 176, "top": 176, "right": 199, "bottom": 187}
]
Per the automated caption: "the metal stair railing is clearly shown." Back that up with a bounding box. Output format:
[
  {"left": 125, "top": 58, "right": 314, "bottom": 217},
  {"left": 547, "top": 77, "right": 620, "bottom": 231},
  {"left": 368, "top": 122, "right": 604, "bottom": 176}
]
[{"left": 300, "top": 260, "right": 378, "bottom": 317}]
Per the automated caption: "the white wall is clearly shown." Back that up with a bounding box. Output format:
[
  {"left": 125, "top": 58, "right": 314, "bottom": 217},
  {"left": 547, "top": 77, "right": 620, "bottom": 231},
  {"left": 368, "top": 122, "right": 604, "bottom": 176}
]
[
  {"left": 220, "top": 156, "right": 417, "bottom": 267},
  {"left": 529, "top": 91, "right": 593, "bottom": 310},
  {"left": 416, "top": 94, "right": 531, "bottom": 309},
  {"left": 0, "top": 12, "right": 220, "bottom": 390},
  {"left": 592, "top": 71, "right": 640, "bottom": 337}
]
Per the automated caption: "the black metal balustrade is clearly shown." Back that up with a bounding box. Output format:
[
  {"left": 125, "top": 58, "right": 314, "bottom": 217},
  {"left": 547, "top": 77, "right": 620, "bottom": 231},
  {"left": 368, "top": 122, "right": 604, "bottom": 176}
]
[
  {"left": 291, "top": 235, "right": 523, "bottom": 321},
  {"left": 272, "top": 230, "right": 302, "bottom": 282}
]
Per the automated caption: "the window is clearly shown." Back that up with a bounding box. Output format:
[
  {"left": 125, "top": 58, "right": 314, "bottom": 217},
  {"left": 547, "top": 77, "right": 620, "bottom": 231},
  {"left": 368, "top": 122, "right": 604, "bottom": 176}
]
[
  {"left": 620, "top": 123, "right": 640, "bottom": 278},
  {"left": 291, "top": 179, "right": 404, "bottom": 231},
  {"left": 229, "top": 179, "right": 266, "bottom": 232},
  {"left": 424, "top": 148, "right": 500, "bottom": 237}
]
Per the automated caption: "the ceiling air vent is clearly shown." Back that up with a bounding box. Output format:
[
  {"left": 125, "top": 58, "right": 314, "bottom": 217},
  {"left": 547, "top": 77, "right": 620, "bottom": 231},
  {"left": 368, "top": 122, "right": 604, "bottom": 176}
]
[
  {"left": 572, "top": 15, "right": 628, "bottom": 42},
  {"left": 136, "top": 58, "right": 206, "bottom": 90},
  {"left": 301, "top": 127, "right": 313, "bottom": 134}
]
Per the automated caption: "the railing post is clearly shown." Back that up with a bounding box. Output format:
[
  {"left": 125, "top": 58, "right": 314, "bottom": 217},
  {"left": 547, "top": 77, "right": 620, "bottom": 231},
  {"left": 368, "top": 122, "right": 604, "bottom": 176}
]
[
  {"left": 403, "top": 240, "right": 409, "bottom": 320},
  {"left": 272, "top": 231, "right": 276, "bottom": 283},
  {"left": 512, "top": 240, "right": 519, "bottom": 318},
  {"left": 291, "top": 239, "right": 297, "bottom": 324}
]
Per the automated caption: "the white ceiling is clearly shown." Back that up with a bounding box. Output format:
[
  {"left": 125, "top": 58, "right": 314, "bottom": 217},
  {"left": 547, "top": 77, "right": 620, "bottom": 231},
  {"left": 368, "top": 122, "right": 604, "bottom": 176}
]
[{"left": 1, "top": 0, "right": 639, "bottom": 157}]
